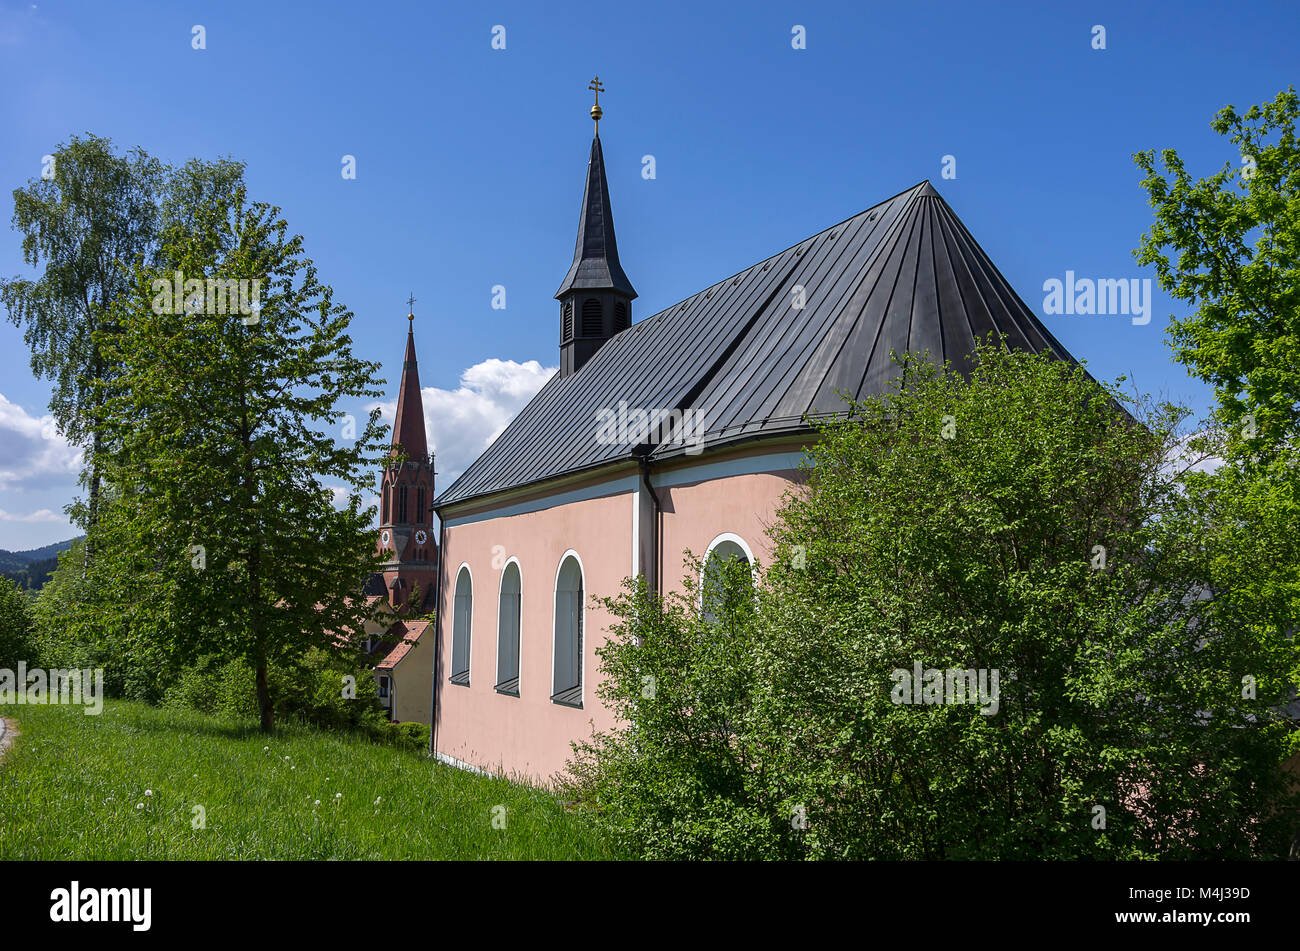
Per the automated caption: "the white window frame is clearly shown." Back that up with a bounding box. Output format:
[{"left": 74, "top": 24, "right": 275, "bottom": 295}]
[
  {"left": 700, "top": 532, "right": 757, "bottom": 617},
  {"left": 549, "top": 550, "right": 586, "bottom": 707},
  {"left": 450, "top": 562, "right": 474, "bottom": 685},
  {"left": 495, "top": 556, "right": 523, "bottom": 695}
]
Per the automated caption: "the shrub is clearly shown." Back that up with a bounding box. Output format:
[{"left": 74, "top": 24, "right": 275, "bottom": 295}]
[{"left": 566, "top": 345, "right": 1300, "bottom": 859}]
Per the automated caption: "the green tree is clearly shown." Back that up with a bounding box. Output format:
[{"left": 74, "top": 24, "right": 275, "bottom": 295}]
[
  {"left": 1135, "top": 87, "right": 1300, "bottom": 455},
  {"left": 0, "top": 577, "right": 33, "bottom": 671},
  {"left": 89, "top": 174, "right": 388, "bottom": 732},
  {"left": 0, "top": 136, "right": 164, "bottom": 551},
  {"left": 1, "top": 136, "right": 245, "bottom": 556},
  {"left": 1135, "top": 89, "right": 1300, "bottom": 801},
  {"left": 568, "top": 346, "right": 1300, "bottom": 859}
]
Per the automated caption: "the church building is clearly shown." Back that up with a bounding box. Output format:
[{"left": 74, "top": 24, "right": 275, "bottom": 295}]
[
  {"left": 427, "top": 82, "right": 1079, "bottom": 782},
  {"left": 359, "top": 312, "right": 439, "bottom": 724}
]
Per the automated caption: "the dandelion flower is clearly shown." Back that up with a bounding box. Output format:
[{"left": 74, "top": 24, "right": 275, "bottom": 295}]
[
  {"left": 135, "top": 803, "right": 144, "bottom": 810},
  {"left": 335, "top": 792, "right": 342, "bottom": 799},
  {"left": 374, "top": 796, "right": 382, "bottom": 806},
  {"left": 144, "top": 789, "right": 153, "bottom": 797},
  {"left": 314, "top": 799, "right": 321, "bottom": 806}
]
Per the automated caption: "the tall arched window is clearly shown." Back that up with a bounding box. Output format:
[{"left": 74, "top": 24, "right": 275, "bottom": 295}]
[
  {"left": 551, "top": 553, "right": 584, "bottom": 707},
  {"left": 449, "top": 565, "right": 473, "bottom": 686},
  {"left": 701, "top": 534, "right": 754, "bottom": 624},
  {"left": 398, "top": 484, "right": 409, "bottom": 522},
  {"left": 495, "top": 560, "right": 522, "bottom": 696}
]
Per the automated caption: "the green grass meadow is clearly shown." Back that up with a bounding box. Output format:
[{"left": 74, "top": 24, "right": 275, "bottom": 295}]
[{"left": 0, "top": 700, "right": 623, "bottom": 860}]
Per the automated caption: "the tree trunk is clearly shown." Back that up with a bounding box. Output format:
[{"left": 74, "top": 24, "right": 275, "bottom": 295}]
[{"left": 255, "top": 652, "right": 274, "bottom": 732}]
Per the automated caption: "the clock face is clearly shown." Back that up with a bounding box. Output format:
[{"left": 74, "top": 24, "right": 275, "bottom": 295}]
[
  {"left": 380, "top": 530, "right": 391, "bottom": 547},
  {"left": 415, "top": 529, "right": 428, "bottom": 546}
]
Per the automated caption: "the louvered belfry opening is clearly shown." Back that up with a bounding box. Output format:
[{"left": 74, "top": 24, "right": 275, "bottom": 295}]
[
  {"left": 581, "top": 298, "right": 603, "bottom": 335},
  {"left": 555, "top": 133, "right": 637, "bottom": 377}
]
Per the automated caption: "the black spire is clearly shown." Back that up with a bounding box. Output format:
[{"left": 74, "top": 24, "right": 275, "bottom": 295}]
[
  {"left": 556, "top": 134, "right": 637, "bottom": 376},
  {"left": 555, "top": 136, "right": 637, "bottom": 299}
]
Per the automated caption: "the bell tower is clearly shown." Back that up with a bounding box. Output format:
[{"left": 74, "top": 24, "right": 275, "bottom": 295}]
[
  {"left": 555, "top": 76, "right": 637, "bottom": 377},
  {"left": 377, "top": 302, "right": 438, "bottom": 609}
]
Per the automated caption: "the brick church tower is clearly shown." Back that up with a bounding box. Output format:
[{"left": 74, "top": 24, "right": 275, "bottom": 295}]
[{"left": 376, "top": 310, "right": 438, "bottom": 609}]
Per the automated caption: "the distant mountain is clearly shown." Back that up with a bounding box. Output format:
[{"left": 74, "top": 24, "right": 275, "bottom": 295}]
[{"left": 0, "top": 537, "right": 81, "bottom": 591}]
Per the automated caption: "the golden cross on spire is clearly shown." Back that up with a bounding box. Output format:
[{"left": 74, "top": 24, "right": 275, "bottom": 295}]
[
  {"left": 588, "top": 76, "right": 605, "bottom": 135},
  {"left": 406, "top": 292, "right": 416, "bottom": 322}
]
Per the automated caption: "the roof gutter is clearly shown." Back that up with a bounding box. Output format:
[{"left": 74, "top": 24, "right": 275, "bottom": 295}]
[
  {"left": 427, "top": 514, "right": 446, "bottom": 758},
  {"left": 633, "top": 446, "right": 662, "bottom": 595}
]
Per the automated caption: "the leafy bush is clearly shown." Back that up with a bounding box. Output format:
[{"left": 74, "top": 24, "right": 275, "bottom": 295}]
[
  {"left": 384, "top": 720, "right": 431, "bottom": 753},
  {"left": 565, "top": 345, "right": 1300, "bottom": 859},
  {"left": 0, "top": 577, "right": 33, "bottom": 670},
  {"left": 164, "top": 647, "right": 389, "bottom": 733}
]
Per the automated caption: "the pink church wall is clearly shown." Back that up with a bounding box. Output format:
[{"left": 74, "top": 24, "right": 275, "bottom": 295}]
[
  {"left": 435, "top": 487, "right": 631, "bottom": 783},
  {"left": 434, "top": 451, "right": 808, "bottom": 784},
  {"left": 657, "top": 466, "right": 804, "bottom": 597}
]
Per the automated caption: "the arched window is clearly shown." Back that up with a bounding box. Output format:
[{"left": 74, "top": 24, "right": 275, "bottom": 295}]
[
  {"left": 449, "top": 565, "right": 472, "bottom": 686},
  {"left": 581, "top": 298, "right": 602, "bottom": 336},
  {"left": 398, "top": 484, "right": 408, "bottom": 522},
  {"left": 551, "top": 553, "right": 584, "bottom": 707},
  {"left": 381, "top": 483, "right": 389, "bottom": 524},
  {"left": 416, "top": 486, "right": 425, "bottom": 523},
  {"left": 495, "top": 560, "right": 522, "bottom": 696},
  {"left": 701, "top": 534, "right": 754, "bottom": 624}
]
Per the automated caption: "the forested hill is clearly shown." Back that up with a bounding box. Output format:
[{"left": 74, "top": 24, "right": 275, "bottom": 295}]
[{"left": 0, "top": 537, "right": 81, "bottom": 591}]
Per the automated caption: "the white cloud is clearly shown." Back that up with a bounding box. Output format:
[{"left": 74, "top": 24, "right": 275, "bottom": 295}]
[
  {"left": 0, "top": 393, "right": 82, "bottom": 489},
  {"left": 0, "top": 507, "right": 67, "bottom": 523},
  {"left": 373, "top": 357, "right": 555, "bottom": 490}
]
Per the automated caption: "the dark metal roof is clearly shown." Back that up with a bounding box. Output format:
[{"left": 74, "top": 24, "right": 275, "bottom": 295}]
[
  {"left": 554, "top": 136, "right": 637, "bottom": 299},
  {"left": 436, "top": 181, "right": 1077, "bottom": 509}
]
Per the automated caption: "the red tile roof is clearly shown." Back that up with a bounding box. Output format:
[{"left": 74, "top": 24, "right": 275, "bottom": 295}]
[{"left": 374, "top": 619, "right": 431, "bottom": 670}]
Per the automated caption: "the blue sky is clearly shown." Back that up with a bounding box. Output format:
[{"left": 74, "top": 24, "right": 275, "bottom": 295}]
[{"left": 0, "top": 0, "right": 1296, "bottom": 549}]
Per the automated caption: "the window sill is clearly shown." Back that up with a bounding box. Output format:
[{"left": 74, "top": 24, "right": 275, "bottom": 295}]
[
  {"left": 550, "top": 685, "right": 583, "bottom": 708},
  {"left": 494, "top": 677, "right": 520, "bottom": 697}
]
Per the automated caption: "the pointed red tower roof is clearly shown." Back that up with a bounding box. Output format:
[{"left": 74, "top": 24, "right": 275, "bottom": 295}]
[{"left": 391, "top": 314, "right": 428, "bottom": 459}]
